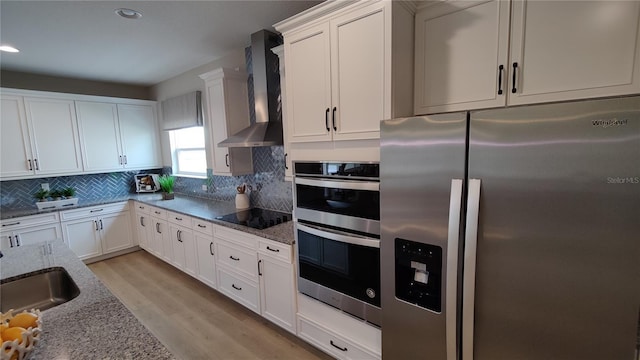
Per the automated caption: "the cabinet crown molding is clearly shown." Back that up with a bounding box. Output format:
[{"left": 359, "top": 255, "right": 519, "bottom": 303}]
[{"left": 198, "top": 68, "right": 248, "bottom": 82}]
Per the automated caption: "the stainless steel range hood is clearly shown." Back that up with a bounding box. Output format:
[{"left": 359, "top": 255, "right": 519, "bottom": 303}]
[{"left": 218, "top": 30, "right": 283, "bottom": 148}]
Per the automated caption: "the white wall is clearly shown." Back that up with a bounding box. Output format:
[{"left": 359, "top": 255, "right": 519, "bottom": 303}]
[{"left": 150, "top": 48, "right": 247, "bottom": 169}]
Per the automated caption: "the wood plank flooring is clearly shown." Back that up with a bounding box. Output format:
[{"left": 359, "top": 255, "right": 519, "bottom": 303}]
[{"left": 89, "top": 250, "right": 333, "bottom": 360}]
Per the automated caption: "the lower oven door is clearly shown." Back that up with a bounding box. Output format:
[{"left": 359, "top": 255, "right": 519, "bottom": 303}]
[{"left": 296, "top": 222, "right": 381, "bottom": 326}]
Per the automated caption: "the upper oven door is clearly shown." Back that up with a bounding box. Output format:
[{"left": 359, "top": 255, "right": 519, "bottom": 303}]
[{"left": 294, "top": 177, "right": 380, "bottom": 235}]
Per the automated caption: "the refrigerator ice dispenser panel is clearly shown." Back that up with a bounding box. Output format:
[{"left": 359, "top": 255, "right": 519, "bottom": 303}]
[{"left": 395, "top": 238, "right": 442, "bottom": 312}]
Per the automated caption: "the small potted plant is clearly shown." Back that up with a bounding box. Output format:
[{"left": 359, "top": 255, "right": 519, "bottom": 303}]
[
  {"left": 49, "top": 189, "right": 63, "bottom": 201},
  {"left": 33, "top": 189, "right": 49, "bottom": 202},
  {"left": 158, "top": 175, "right": 176, "bottom": 200},
  {"left": 62, "top": 187, "right": 76, "bottom": 198}
]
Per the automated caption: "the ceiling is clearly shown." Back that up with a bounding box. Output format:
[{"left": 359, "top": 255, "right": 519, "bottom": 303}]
[{"left": 0, "top": 1, "right": 322, "bottom": 86}]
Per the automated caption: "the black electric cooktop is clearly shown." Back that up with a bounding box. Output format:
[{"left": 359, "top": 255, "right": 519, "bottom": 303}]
[{"left": 215, "top": 208, "right": 291, "bottom": 230}]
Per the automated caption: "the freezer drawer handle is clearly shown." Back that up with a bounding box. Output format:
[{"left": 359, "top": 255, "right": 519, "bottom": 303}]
[
  {"left": 462, "top": 179, "right": 482, "bottom": 360},
  {"left": 511, "top": 62, "right": 518, "bottom": 93},
  {"left": 330, "top": 340, "right": 347, "bottom": 352}
]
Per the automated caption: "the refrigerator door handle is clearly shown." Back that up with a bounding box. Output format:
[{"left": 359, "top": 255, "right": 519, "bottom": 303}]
[
  {"left": 462, "top": 178, "right": 482, "bottom": 360},
  {"left": 446, "top": 179, "right": 464, "bottom": 360}
]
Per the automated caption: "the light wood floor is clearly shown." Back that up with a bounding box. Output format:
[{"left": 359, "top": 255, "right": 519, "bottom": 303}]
[{"left": 89, "top": 250, "right": 333, "bottom": 360}]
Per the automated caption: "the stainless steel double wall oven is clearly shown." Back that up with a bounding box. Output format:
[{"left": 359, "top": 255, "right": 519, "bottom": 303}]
[{"left": 293, "top": 162, "right": 381, "bottom": 326}]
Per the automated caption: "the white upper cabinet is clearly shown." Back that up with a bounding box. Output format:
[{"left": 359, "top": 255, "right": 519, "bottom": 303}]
[
  {"left": 285, "top": 23, "right": 333, "bottom": 143},
  {"left": 1, "top": 89, "right": 162, "bottom": 179},
  {"left": 77, "top": 101, "right": 161, "bottom": 172},
  {"left": 117, "top": 104, "right": 162, "bottom": 169},
  {"left": 277, "top": 1, "right": 414, "bottom": 145},
  {"left": 508, "top": 0, "right": 640, "bottom": 105},
  {"left": 1, "top": 95, "right": 33, "bottom": 179},
  {"left": 76, "top": 101, "right": 122, "bottom": 172},
  {"left": 414, "top": 0, "right": 640, "bottom": 114},
  {"left": 414, "top": 0, "right": 510, "bottom": 113},
  {"left": 24, "top": 97, "right": 83, "bottom": 176},
  {"left": 271, "top": 45, "right": 293, "bottom": 180},
  {"left": 199, "top": 68, "right": 254, "bottom": 177}
]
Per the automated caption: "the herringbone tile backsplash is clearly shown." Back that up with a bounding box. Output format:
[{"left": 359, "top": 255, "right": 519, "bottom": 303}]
[
  {"left": 0, "top": 170, "right": 161, "bottom": 209},
  {"left": 1, "top": 46, "right": 293, "bottom": 214}
]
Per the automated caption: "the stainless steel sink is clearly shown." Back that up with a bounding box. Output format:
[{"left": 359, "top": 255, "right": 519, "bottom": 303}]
[{"left": 1, "top": 267, "right": 80, "bottom": 313}]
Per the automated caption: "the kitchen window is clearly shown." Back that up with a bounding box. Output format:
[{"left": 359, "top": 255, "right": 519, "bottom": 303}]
[{"left": 169, "top": 126, "right": 206, "bottom": 177}]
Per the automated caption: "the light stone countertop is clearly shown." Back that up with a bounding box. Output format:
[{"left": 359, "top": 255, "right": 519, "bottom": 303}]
[
  {"left": 0, "top": 240, "right": 175, "bottom": 359},
  {"left": 1, "top": 194, "right": 295, "bottom": 245}
]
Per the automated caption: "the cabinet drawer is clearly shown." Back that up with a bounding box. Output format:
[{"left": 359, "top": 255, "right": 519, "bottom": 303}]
[
  {"left": 134, "top": 202, "right": 150, "bottom": 214},
  {"left": 192, "top": 218, "right": 214, "bottom": 236},
  {"left": 60, "top": 202, "right": 128, "bottom": 221},
  {"left": 298, "top": 315, "right": 379, "bottom": 360},
  {"left": 167, "top": 211, "right": 190, "bottom": 226},
  {"left": 148, "top": 206, "right": 167, "bottom": 219},
  {"left": 1, "top": 212, "right": 59, "bottom": 230},
  {"left": 217, "top": 267, "right": 259, "bottom": 313},
  {"left": 258, "top": 240, "right": 292, "bottom": 263},
  {"left": 215, "top": 240, "right": 257, "bottom": 279},
  {"left": 215, "top": 225, "right": 258, "bottom": 249}
]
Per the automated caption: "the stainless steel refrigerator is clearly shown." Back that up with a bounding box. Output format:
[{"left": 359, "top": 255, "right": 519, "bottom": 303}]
[{"left": 380, "top": 96, "right": 640, "bottom": 360}]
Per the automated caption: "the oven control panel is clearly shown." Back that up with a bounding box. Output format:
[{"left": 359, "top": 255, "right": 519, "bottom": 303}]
[{"left": 395, "top": 238, "right": 442, "bottom": 312}]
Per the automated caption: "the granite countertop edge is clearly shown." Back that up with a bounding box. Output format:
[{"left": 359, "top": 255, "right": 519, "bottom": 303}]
[
  {"left": 1, "top": 194, "right": 295, "bottom": 245},
  {"left": 0, "top": 240, "right": 175, "bottom": 359}
]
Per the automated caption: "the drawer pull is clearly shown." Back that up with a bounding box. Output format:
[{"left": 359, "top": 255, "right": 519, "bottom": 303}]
[
  {"left": 266, "top": 246, "right": 280, "bottom": 253},
  {"left": 2, "top": 222, "right": 21, "bottom": 227},
  {"left": 175, "top": 217, "right": 183, "bottom": 221},
  {"left": 198, "top": 224, "right": 206, "bottom": 228},
  {"left": 41, "top": 206, "right": 56, "bottom": 210},
  {"left": 90, "top": 208, "right": 104, "bottom": 213},
  {"left": 139, "top": 206, "right": 145, "bottom": 210},
  {"left": 330, "top": 340, "right": 348, "bottom": 352},
  {"left": 229, "top": 255, "right": 240, "bottom": 261},
  {"left": 231, "top": 284, "right": 242, "bottom": 291},
  {"left": 155, "top": 211, "right": 161, "bottom": 215},
  {"left": 209, "top": 242, "right": 214, "bottom": 256}
]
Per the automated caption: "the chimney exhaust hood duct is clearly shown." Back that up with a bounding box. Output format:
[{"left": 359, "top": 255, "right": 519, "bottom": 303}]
[{"left": 218, "top": 30, "right": 283, "bottom": 148}]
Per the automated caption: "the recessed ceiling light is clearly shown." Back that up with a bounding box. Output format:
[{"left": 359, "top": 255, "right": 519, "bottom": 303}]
[
  {"left": 0, "top": 45, "right": 20, "bottom": 53},
  {"left": 115, "top": 8, "right": 142, "bottom": 20}
]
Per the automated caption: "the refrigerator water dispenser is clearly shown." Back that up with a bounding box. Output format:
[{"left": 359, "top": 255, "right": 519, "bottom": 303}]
[{"left": 395, "top": 238, "right": 442, "bottom": 312}]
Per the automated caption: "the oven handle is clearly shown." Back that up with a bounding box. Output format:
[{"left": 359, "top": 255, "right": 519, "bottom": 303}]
[
  {"left": 294, "top": 177, "right": 379, "bottom": 192},
  {"left": 296, "top": 222, "right": 379, "bottom": 248}
]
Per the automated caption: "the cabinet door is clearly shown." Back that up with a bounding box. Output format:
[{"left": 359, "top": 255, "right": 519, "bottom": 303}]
[
  {"left": 14, "top": 223, "right": 62, "bottom": 247},
  {"left": 62, "top": 218, "right": 102, "bottom": 260},
  {"left": 285, "top": 23, "right": 333, "bottom": 143},
  {"left": 204, "top": 77, "right": 253, "bottom": 176},
  {"left": 195, "top": 232, "right": 217, "bottom": 289},
  {"left": 135, "top": 212, "right": 149, "bottom": 250},
  {"left": 330, "top": 2, "right": 388, "bottom": 140},
  {"left": 182, "top": 229, "right": 197, "bottom": 277},
  {"left": 24, "top": 97, "right": 83, "bottom": 175},
  {"left": 149, "top": 218, "right": 165, "bottom": 259},
  {"left": 158, "top": 220, "right": 173, "bottom": 264},
  {"left": 259, "top": 255, "right": 296, "bottom": 333},
  {"left": 414, "top": 0, "right": 511, "bottom": 114},
  {"left": 100, "top": 212, "right": 132, "bottom": 254},
  {"left": 75, "top": 101, "right": 123, "bottom": 172},
  {"left": 508, "top": 0, "right": 640, "bottom": 105},
  {"left": 170, "top": 225, "right": 186, "bottom": 270},
  {"left": 117, "top": 104, "right": 162, "bottom": 169},
  {"left": 0, "top": 95, "right": 33, "bottom": 178}
]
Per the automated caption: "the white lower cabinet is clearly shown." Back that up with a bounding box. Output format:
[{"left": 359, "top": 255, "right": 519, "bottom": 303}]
[
  {"left": 217, "top": 267, "right": 260, "bottom": 313},
  {"left": 194, "top": 219, "right": 217, "bottom": 289},
  {"left": 0, "top": 212, "right": 62, "bottom": 250},
  {"left": 60, "top": 202, "right": 132, "bottom": 260},
  {"left": 169, "top": 223, "right": 197, "bottom": 277},
  {"left": 134, "top": 210, "right": 149, "bottom": 250},
  {"left": 258, "top": 239, "right": 296, "bottom": 334},
  {"left": 297, "top": 293, "right": 381, "bottom": 360}
]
